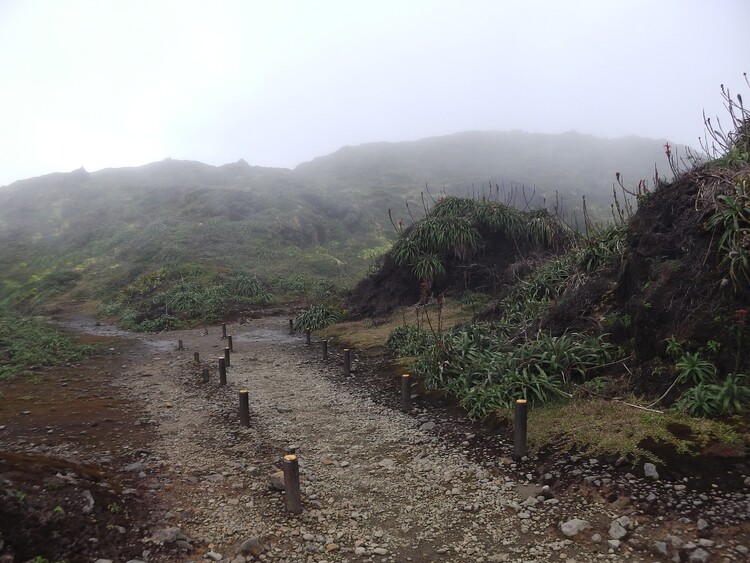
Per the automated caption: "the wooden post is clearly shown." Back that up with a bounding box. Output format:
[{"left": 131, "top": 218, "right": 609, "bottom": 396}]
[
  {"left": 322, "top": 340, "right": 328, "bottom": 361},
  {"left": 177, "top": 339, "right": 184, "bottom": 350},
  {"left": 343, "top": 349, "right": 351, "bottom": 376},
  {"left": 239, "top": 390, "right": 250, "bottom": 427},
  {"left": 289, "top": 319, "right": 294, "bottom": 334},
  {"left": 513, "top": 399, "right": 528, "bottom": 461},
  {"left": 305, "top": 329, "right": 311, "bottom": 346},
  {"left": 228, "top": 335, "right": 233, "bottom": 352},
  {"left": 219, "top": 358, "right": 227, "bottom": 385},
  {"left": 202, "top": 368, "right": 209, "bottom": 383},
  {"left": 401, "top": 373, "right": 413, "bottom": 412},
  {"left": 224, "top": 347, "right": 231, "bottom": 368},
  {"left": 282, "top": 454, "right": 302, "bottom": 514},
  {"left": 221, "top": 323, "right": 227, "bottom": 339},
  {"left": 193, "top": 351, "right": 200, "bottom": 364}
]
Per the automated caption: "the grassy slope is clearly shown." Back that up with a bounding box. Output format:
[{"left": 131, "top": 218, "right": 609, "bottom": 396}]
[{"left": 0, "top": 130, "right": 682, "bottom": 326}]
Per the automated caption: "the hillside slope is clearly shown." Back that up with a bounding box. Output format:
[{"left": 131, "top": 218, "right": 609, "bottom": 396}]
[{"left": 0, "top": 130, "right": 685, "bottom": 327}]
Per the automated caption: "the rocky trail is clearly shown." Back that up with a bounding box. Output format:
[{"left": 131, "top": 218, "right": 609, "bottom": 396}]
[{"left": 1, "top": 315, "right": 749, "bottom": 563}]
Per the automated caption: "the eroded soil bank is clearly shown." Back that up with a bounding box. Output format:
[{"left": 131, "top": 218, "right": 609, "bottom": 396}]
[{"left": 1, "top": 315, "right": 749, "bottom": 562}]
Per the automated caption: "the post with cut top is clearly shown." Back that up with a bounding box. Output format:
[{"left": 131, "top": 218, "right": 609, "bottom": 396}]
[
  {"left": 401, "top": 373, "right": 413, "bottom": 412},
  {"left": 513, "top": 399, "right": 528, "bottom": 461},
  {"left": 202, "top": 368, "right": 209, "bottom": 383},
  {"left": 289, "top": 319, "right": 294, "bottom": 334},
  {"left": 219, "top": 358, "right": 227, "bottom": 385},
  {"left": 239, "top": 390, "right": 250, "bottom": 427},
  {"left": 322, "top": 340, "right": 328, "bottom": 361},
  {"left": 343, "top": 349, "right": 351, "bottom": 376},
  {"left": 282, "top": 454, "right": 302, "bottom": 514},
  {"left": 228, "top": 335, "right": 233, "bottom": 352},
  {"left": 224, "top": 347, "right": 231, "bottom": 368},
  {"left": 305, "top": 329, "right": 311, "bottom": 346},
  {"left": 177, "top": 339, "right": 184, "bottom": 350},
  {"left": 194, "top": 351, "right": 200, "bottom": 364},
  {"left": 221, "top": 323, "right": 227, "bottom": 339}
]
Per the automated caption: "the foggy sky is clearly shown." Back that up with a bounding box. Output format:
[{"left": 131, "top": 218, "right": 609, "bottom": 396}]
[{"left": 0, "top": 0, "right": 747, "bottom": 187}]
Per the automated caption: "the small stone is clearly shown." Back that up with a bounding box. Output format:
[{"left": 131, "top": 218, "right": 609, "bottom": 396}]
[
  {"left": 269, "top": 470, "right": 285, "bottom": 491},
  {"left": 607, "top": 540, "right": 621, "bottom": 550},
  {"left": 354, "top": 546, "right": 367, "bottom": 556},
  {"left": 123, "top": 462, "right": 147, "bottom": 472},
  {"left": 340, "top": 461, "right": 350, "bottom": 468},
  {"left": 325, "top": 543, "right": 339, "bottom": 552},
  {"left": 653, "top": 541, "right": 669, "bottom": 556},
  {"left": 419, "top": 421, "right": 436, "bottom": 431},
  {"left": 204, "top": 552, "right": 222, "bottom": 562},
  {"left": 373, "top": 547, "right": 388, "bottom": 555},
  {"left": 238, "top": 537, "right": 263, "bottom": 556},
  {"left": 518, "top": 512, "right": 531, "bottom": 519},
  {"left": 609, "top": 520, "right": 628, "bottom": 540},
  {"left": 697, "top": 518, "right": 709, "bottom": 531},
  {"left": 560, "top": 518, "right": 591, "bottom": 537},
  {"left": 644, "top": 462, "right": 659, "bottom": 479},
  {"left": 378, "top": 458, "right": 396, "bottom": 470},
  {"left": 688, "top": 548, "right": 710, "bottom": 563},
  {"left": 591, "top": 534, "right": 602, "bottom": 542}
]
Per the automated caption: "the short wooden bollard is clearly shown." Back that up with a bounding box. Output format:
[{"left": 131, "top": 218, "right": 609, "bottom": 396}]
[
  {"left": 202, "top": 368, "right": 209, "bottom": 383},
  {"left": 289, "top": 319, "right": 294, "bottom": 334},
  {"left": 221, "top": 323, "right": 227, "bottom": 339},
  {"left": 177, "top": 339, "right": 184, "bottom": 350},
  {"left": 513, "top": 399, "right": 528, "bottom": 460},
  {"left": 194, "top": 351, "right": 200, "bottom": 364},
  {"left": 228, "top": 335, "right": 233, "bottom": 352},
  {"left": 224, "top": 347, "right": 231, "bottom": 368},
  {"left": 219, "top": 358, "right": 227, "bottom": 385},
  {"left": 305, "top": 329, "right": 311, "bottom": 346},
  {"left": 343, "top": 349, "right": 351, "bottom": 376},
  {"left": 282, "top": 454, "right": 302, "bottom": 514},
  {"left": 401, "top": 373, "right": 413, "bottom": 412},
  {"left": 322, "top": 340, "right": 328, "bottom": 361},
  {"left": 239, "top": 390, "right": 250, "bottom": 427}
]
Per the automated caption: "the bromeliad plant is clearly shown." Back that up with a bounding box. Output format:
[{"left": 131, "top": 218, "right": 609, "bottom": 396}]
[
  {"left": 666, "top": 330, "right": 750, "bottom": 417},
  {"left": 410, "top": 324, "right": 618, "bottom": 419},
  {"left": 293, "top": 304, "right": 343, "bottom": 332},
  {"left": 706, "top": 179, "right": 750, "bottom": 289}
]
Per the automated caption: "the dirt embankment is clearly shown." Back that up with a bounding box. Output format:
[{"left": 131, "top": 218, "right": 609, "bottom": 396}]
[{"left": 1, "top": 316, "right": 749, "bottom": 562}]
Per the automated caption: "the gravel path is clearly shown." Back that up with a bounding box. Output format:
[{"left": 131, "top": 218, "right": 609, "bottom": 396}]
[{"left": 69, "top": 317, "right": 750, "bottom": 562}]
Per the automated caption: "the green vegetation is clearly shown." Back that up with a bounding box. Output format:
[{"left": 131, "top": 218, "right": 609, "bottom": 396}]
[
  {"left": 293, "top": 304, "right": 344, "bottom": 332},
  {"left": 0, "top": 304, "right": 95, "bottom": 379}
]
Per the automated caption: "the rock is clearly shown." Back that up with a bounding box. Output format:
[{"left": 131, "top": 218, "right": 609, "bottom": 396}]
[
  {"left": 326, "top": 543, "right": 339, "bottom": 552},
  {"left": 82, "top": 490, "right": 95, "bottom": 513},
  {"left": 148, "top": 527, "right": 182, "bottom": 544},
  {"left": 697, "top": 518, "right": 709, "bottom": 531},
  {"left": 269, "top": 470, "right": 285, "bottom": 491},
  {"left": 238, "top": 537, "right": 263, "bottom": 556},
  {"left": 354, "top": 546, "right": 367, "bottom": 556},
  {"left": 607, "top": 539, "right": 621, "bottom": 550},
  {"left": 378, "top": 458, "right": 396, "bottom": 470},
  {"left": 204, "top": 552, "right": 223, "bottom": 561},
  {"left": 419, "top": 421, "right": 436, "bottom": 431},
  {"left": 94, "top": 560, "right": 113, "bottom": 563},
  {"left": 560, "top": 518, "right": 591, "bottom": 537},
  {"left": 591, "top": 534, "right": 602, "bottom": 542},
  {"left": 373, "top": 547, "right": 388, "bottom": 555},
  {"left": 609, "top": 520, "right": 628, "bottom": 540},
  {"left": 688, "top": 548, "right": 710, "bottom": 563},
  {"left": 518, "top": 512, "right": 531, "bottom": 519},
  {"left": 644, "top": 462, "right": 659, "bottom": 479},
  {"left": 653, "top": 541, "right": 669, "bottom": 556},
  {"left": 123, "top": 462, "right": 147, "bottom": 472},
  {"left": 487, "top": 555, "right": 509, "bottom": 562}
]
